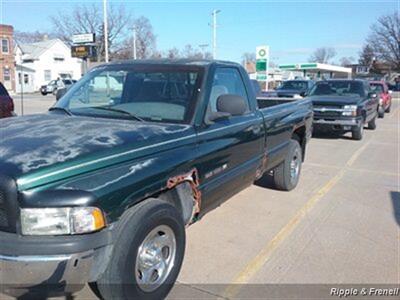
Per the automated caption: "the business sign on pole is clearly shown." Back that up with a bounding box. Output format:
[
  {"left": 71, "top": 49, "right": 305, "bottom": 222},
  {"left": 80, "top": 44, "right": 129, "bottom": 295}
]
[
  {"left": 72, "top": 33, "right": 95, "bottom": 44},
  {"left": 71, "top": 45, "right": 97, "bottom": 59},
  {"left": 256, "top": 45, "right": 269, "bottom": 90}
]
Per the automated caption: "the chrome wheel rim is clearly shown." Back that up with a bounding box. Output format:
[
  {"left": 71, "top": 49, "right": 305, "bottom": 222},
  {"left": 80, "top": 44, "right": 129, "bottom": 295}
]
[
  {"left": 290, "top": 150, "right": 301, "bottom": 183},
  {"left": 135, "top": 225, "right": 176, "bottom": 292}
]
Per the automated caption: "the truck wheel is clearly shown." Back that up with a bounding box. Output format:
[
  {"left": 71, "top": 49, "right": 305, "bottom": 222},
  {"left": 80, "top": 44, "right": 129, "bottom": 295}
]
[
  {"left": 273, "top": 139, "right": 302, "bottom": 191},
  {"left": 378, "top": 106, "right": 385, "bottom": 118},
  {"left": 96, "top": 199, "right": 185, "bottom": 300},
  {"left": 367, "top": 116, "right": 377, "bottom": 130},
  {"left": 352, "top": 122, "right": 364, "bottom": 140}
]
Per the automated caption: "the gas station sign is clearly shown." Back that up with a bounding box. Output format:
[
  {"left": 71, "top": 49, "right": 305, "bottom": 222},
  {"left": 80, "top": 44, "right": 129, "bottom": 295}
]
[{"left": 256, "top": 45, "right": 270, "bottom": 90}]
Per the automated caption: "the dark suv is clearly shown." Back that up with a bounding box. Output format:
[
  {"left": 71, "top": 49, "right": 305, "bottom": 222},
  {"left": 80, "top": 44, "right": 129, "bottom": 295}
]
[
  {"left": 0, "top": 82, "right": 15, "bottom": 118},
  {"left": 308, "top": 80, "right": 379, "bottom": 140}
]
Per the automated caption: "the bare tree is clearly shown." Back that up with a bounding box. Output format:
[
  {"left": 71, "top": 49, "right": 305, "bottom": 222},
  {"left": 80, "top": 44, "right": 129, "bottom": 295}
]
[
  {"left": 241, "top": 52, "right": 256, "bottom": 65},
  {"left": 308, "top": 47, "right": 337, "bottom": 63},
  {"left": 339, "top": 56, "right": 355, "bottom": 66},
  {"left": 51, "top": 4, "right": 135, "bottom": 61},
  {"left": 113, "top": 16, "right": 157, "bottom": 60},
  {"left": 367, "top": 12, "right": 400, "bottom": 70},
  {"left": 166, "top": 47, "right": 180, "bottom": 59},
  {"left": 358, "top": 44, "right": 375, "bottom": 66},
  {"left": 14, "top": 31, "right": 55, "bottom": 43}
]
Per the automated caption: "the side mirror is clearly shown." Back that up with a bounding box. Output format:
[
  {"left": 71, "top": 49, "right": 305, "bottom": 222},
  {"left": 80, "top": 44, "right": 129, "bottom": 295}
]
[
  {"left": 300, "top": 91, "right": 307, "bottom": 97},
  {"left": 217, "top": 94, "right": 247, "bottom": 116}
]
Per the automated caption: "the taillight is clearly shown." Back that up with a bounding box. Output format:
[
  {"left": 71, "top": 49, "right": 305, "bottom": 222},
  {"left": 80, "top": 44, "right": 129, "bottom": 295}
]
[{"left": 8, "top": 97, "right": 14, "bottom": 112}]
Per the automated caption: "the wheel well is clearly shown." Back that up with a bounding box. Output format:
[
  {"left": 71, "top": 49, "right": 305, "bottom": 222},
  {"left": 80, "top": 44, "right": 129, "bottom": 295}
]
[
  {"left": 292, "top": 126, "right": 306, "bottom": 161},
  {"left": 157, "top": 182, "right": 197, "bottom": 226}
]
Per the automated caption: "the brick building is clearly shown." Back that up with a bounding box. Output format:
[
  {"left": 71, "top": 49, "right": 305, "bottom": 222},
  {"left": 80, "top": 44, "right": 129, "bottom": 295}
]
[{"left": 0, "top": 24, "right": 15, "bottom": 92}]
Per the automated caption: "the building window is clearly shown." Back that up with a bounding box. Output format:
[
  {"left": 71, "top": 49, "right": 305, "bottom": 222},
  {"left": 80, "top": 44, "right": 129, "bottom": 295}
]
[
  {"left": 44, "top": 70, "right": 52, "bottom": 81},
  {"left": 18, "top": 73, "right": 21, "bottom": 84},
  {"left": 1, "top": 39, "right": 9, "bottom": 53},
  {"left": 24, "top": 74, "right": 29, "bottom": 84},
  {"left": 3, "top": 68, "right": 10, "bottom": 81}
]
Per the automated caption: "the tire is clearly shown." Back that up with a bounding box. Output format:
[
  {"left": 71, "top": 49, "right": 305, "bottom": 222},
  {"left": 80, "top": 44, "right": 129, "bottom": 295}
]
[
  {"left": 352, "top": 121, "right": 364, "bottom": 140},
  {"left": 273, "top": 139, "right": 302, "bottom": 191},
  {"left": 96, "top": 199, "right": 186, "bottom": 300},
  {"left": 41, "top": 92, "right": 47, "bottom": 96},
  {"left": 385, "top": 104, "right": 391, "bottom": 113},
  {"left": 368, "top": 116, "right": 377, "bottom": 130},
  {"left": 378, "top": 106, "right": 385, "bottom": 118}
]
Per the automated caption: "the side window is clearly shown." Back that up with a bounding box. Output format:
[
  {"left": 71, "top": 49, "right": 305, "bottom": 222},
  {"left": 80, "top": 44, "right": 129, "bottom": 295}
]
[{"left": 209, "top": 67, "right": 250, "bottom": 113}]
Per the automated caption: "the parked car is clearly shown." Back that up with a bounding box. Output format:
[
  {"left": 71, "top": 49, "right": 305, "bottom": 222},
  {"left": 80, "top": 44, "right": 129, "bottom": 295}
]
[
  {"left": 0, "top": 60, "right": 313, "bottom": 299},
  {"left": 0, "top": 82, "right": 15, "bottom": 118},
  {"left": 370, "top": 81, "right": 392, "bottom": 118},
  {"left": 270, "top": 79, "right": 314, "bottom": 98},
  {"left": 308, "top": 79, "right": 379, "bottom": 140},
  {"left": 40, "top": 79, "right": 76, "bottom": 95}
]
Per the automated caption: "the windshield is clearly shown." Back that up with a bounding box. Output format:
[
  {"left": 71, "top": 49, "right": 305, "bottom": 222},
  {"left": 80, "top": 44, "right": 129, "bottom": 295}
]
[
  {"left": 309, "top": 81, "right": 365, "bottom": 97},
  {"left": 56, "top": 66, "right": 203, "bottom": 124},
  {"left": 370, "top": 83, "right": 384, "bottom": 93},
  {"left": 279, "top": 81, "right": 308, "bottom": 90}
]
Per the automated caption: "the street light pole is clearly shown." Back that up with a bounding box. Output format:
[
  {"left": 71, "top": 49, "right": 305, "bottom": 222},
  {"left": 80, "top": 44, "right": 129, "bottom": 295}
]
[
  {"left": 133, "top": 26, "right": 137, "bottom": 59},
  {"left": 103, "top": 0, "right": 109, "bottom": 62},
  {"left": 211, "top": 9, "right": 221, "bottom": 59}
]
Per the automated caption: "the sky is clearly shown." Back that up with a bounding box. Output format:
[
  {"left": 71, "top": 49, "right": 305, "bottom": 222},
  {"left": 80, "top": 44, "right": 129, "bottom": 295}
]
[{"left": 0, "top": 0, "right": 398, "bottom": 64}]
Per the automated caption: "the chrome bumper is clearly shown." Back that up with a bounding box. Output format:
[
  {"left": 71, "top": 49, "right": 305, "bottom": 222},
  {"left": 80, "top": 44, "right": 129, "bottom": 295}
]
[
  {"left": 313, "top": 118, "right": 359, "bottom": 126},
  {"left": 0, "top": 250, "right": 94, "bottom": 297}
]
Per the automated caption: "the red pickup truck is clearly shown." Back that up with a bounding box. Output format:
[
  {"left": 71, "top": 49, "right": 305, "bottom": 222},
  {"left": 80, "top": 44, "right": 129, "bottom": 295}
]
[
  {"left": 0, "top": 82, "right": 15, "bottom": 118},
  {"left": 370, "top": 81, "right": 392, "bottom": 118}
]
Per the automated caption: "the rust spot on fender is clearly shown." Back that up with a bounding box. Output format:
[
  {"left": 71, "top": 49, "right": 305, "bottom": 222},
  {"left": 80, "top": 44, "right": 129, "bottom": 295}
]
[{"left": 167, "top": 169, "right": 202, "bottom": 224}]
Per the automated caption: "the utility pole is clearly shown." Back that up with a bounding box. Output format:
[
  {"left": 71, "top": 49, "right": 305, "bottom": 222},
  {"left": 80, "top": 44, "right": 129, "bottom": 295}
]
[
  {"left": 132, "top": 26, "right": 137, "bottom": 59},
  {"left": 103, "top": 0, "right": 109, "bottom": 62},
  {"left": 211, "top": 9, "right": 221, "bottom": 59}
]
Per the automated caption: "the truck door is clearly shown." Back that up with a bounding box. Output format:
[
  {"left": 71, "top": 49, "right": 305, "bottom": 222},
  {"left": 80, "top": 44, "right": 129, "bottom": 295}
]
[{"left": 195, "top": 67, "right": 264, "bottom": 214}]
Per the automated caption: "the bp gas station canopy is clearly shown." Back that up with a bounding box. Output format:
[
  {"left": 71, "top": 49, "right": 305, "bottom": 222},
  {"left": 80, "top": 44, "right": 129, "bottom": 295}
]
[{"left": 278, "top": 63, "right": 352, "bottom": 78}]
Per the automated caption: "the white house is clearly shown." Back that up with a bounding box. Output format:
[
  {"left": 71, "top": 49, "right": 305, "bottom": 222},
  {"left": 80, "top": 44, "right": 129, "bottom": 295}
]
[{"left": 15, "top": 39, "right": 82, "bottom": 91}]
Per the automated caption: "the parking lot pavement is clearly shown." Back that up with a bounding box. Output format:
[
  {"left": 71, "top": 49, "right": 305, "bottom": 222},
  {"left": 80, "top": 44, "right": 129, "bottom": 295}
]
[
  {"left": 12, "top": 92, "right": 56, "bottom": 116},
  {"left": 3, "top": 94, "right": 400, "bottom": 299}
]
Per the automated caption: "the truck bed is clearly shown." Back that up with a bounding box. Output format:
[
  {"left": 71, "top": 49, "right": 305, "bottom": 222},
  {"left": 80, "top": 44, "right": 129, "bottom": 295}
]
[{"left": 257, "top": 97, "right": 299, "bottom": 109}]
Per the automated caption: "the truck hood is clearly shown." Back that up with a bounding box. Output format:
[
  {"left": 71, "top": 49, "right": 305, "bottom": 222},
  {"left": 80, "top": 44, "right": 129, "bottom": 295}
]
[
  {"left": 308, "top": 95, "right": 361, "bottom": 106},
  {"left": 0, "top": 114, "right": 191, "bottom": 190}
]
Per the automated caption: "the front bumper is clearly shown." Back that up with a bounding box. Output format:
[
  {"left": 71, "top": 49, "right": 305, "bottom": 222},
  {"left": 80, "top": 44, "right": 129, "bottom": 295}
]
[
  {"left": 0, "top": 228, "right": 113, "bottom": 297},
  {"left": 313, "top": 117, "right": 362, "bottom": 131}
]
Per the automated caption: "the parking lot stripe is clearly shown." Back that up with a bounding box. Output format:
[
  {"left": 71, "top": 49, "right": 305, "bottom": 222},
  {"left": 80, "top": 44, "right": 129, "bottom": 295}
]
[{"left": 223, "top": 140, "right": 371, "bottom": 298}]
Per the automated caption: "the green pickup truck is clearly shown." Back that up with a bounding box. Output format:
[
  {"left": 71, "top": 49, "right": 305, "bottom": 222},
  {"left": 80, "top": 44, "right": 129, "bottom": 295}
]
[{"left": 0, "top": 60, "right": 312, "bottom": 299}]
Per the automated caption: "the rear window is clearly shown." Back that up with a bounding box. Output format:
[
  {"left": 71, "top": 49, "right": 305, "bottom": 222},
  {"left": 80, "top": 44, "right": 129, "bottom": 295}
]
[
  {"left": 370, "top": 83, "right": 384, "bottom": 93},
  {"left": 309, "top": 81, "right": 365, "bottom": 97},
  {"left": 0, "top": 82, "right": 9, "bottom": 96},
  {"left": 279, "top": 81, "right": 308, "bottom": 90}
]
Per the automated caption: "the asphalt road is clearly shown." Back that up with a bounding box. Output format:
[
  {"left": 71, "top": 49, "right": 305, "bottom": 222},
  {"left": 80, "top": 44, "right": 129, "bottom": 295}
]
[{"left": 6, "top": 93, "right": 400, "bottom": 299}]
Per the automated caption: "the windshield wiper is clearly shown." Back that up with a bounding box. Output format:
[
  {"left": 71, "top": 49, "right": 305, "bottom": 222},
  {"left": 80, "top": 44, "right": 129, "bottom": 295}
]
[
  {"left": 49, "top": 106, "right": 72, "bottom": 116},
  {"left": 90, "top": 106, "right": 144, "bottom": 122}
]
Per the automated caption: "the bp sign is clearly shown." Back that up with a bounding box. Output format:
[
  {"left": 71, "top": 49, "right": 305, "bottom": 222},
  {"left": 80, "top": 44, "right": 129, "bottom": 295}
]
[{"left": 255, "top": 45, "right": 270, "bottom": 90}]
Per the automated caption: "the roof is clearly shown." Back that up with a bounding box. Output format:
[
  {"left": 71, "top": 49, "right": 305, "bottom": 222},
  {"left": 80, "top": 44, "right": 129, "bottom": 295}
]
[
  {"left": 15, "top": 64, "right": 35, "bottom": 73},
  {"left": 279, "top": 63, "right": 351, "bottom": 74},
  {"left": 17, "top": 39, "right": 66, "bottom": 60}
]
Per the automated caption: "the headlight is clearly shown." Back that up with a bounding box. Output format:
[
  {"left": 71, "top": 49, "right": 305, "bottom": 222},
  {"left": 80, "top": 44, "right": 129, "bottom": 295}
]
[
  {"left": 342, "top": 105, "right": 358, "bottom": 116},
  {"left": 21, "top": 207, "right": 105, "bottom": 235}
]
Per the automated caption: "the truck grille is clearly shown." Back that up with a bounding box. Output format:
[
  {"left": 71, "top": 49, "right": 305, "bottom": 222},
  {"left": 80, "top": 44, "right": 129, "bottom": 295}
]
[{"left": 313, "top": 105, "right": 343, "bottom": 118}]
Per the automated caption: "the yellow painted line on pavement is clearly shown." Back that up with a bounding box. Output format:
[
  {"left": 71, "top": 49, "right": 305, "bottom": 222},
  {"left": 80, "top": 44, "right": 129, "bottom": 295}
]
[
  {"left": 223, "top": 141, "right": 371, "bottom": 299},
  {"left": 305, "top": 162, "right": 398, "bottom": 177}
]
